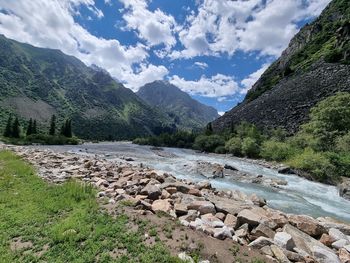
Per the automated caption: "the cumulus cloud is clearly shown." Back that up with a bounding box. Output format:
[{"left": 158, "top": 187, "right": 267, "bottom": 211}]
[
  {"left": 170, "top": 0, "right": 331, "bottom": 59},
  {"left": 0, "top": 0, "right": 168, "bottom": 90},
  {"left": 119, "top": 0, "right": 177, "bottom": 50},
  {"left": 169, "top": 74, "right": 239, "bottom": 98}
]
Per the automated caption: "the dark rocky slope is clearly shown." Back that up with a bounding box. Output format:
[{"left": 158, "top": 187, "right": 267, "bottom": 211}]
[
  {"left": 137, "top": 80, "right": 219, "bottom": 131},
  {"left": 0, "top": 35, "right": 173, "bottom": 140},
  {"left": 212, "top": 0, "right": 350, "bottom": 133}
]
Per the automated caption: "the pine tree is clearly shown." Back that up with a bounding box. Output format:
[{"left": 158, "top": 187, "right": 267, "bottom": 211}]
[
  {"left": 66, "top": 119, "right": 72, "bottom": 138},
  {"left": 26, "top": 118, "right": 33, "bottom": 136},
  {"left": 3, "top": 115, "right": 12, "bottom": 137},
  {"left": 12, "top": 117, "right": 20, "bottom": 138},
  {"left": 205, "top": 122, "right": 213, "bottom": 136},
  {"left": 60, "top": 123, "right": 65, "bottom": 136},
  {"left": 49, "top": 115, "right": 56, "bottom": 136},
  {"left": 32, "top": 120, "right": 37, "bottom": 134}
]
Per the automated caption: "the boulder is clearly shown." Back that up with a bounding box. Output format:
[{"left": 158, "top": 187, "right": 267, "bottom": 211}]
[
  {"left": 224, "top": 164, "right": 238, "bottom": 171},
  {"left": 329, "top": 228, "right": 349, "bottom": 242},
  {"left": 213, "top": 226, "right": 233, "bottom": 240},
  {"left": 235, "top": 224, "right": 249, "bottom": 238},
  {"left": 188, "top": 200, "right": 216, "bottom": 215},
  {"left": 332, "top": 239, "right": 349, "bottom": 250},
  {"left": 201, "top": 214, "right": 224, "bottom": 228},
  {"left": 249, "top": 193, "right": 266, "bottom": 207},
  {"left": 252, "top": 224, "right": 275, "bottom": 239},
  {"left": 196, "top": 181, "right": 212, "bottom": 190},
  {"left": 261, "top": 246, "right": 274, "bottom": 257},
  {"left": 237, "top": 209, "right": 264, "bottom": 228},
  {"left": 345, "top": 244, "right": 350, "bottom": 253},
  {"left": 339, "top": 179, "right": 350, "bottom": 201},
  {"left": 318, "top": 218, "right": 350, "bottom": 235},
  {"left": 140, "top": 184, "right": 161, "bottom": 200},
  {"left": 215, "top": 212, "right": 226, "bottom": 221},
  {"left": 178, "top": 252, "right": 194, "bottom": 263},
  {"left": 283, "top": 224, "right": 337, "bottom": 261},
  {"left": 278, "top": 166, "right": 295, "bottom": 174},
  {"left": 312, "top": 246, "right": 341, "bottom": 263},
  {"left": 224, "top": 214, "right": 238, "bottom": 228},
  {"left": 248, "top": 237, "right": 274, "bottom": 249},
  {"left": 188, "top": 188, "right": 202, "bottom": 197},
  {"left": 274, "top": 232, "right": 295, "bottom": 251},
  {"left": 339, "top": 248, "right": 350, "bottom": 263},
  {"left": 209, "top": 196, "right": 250, "bottom": 215},
  {"left": 151, "top": 199, "right": 172, "bottom": 213},
  {"left": 174, "top": 203, "right": 188, "bottom": 216},
  {"left": 283, "top": 250, "right": 304, "bottom": 262},
  {"left": 320, "top": 233, "right": 336, "bottom": 247},
  {"left": 160, "top": 182, "right": 191, "bottom": 194},
  {"left": 288, "top": 214, "right": 326, "bottom": 238},
  {"left": 161, "top": 189, "right": 171, "bottom": 199},
  {"left": 270, "top": 245, "right": 291, "bottom": 263}
]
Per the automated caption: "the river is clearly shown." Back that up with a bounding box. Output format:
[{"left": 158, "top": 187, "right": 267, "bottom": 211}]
[{"left": 36, "top": 142, "right": 350, "bottom": 223}]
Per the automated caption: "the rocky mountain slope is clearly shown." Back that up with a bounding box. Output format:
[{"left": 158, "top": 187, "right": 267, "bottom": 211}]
[
  {"left": 137, "top": 80, "right": 219, "bottom": 131},
  {"left": 213, "top": 0, "right": 350, "bottom": 133},
  {"left": 0, "top": 35, "right": 174, "bottom": 140}
]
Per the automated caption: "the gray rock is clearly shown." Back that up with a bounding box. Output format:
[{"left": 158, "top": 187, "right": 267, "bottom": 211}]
[
  {"left": 248, "top": 237, "right": 274, "bottom": 249},
  {"left": 213, "top": 226, "right": 233, "bottom": 240},
  {"left": 237, "top": 209, "right": 264, "bottom": 228},
  {"left": 270, "top": 245, "right": 291, "bottom": 263},
  {"left": 252, "top": 223, "right": 275, "bottom": 239},
  {"left": 329, "top": 228, "right": 349, "bottom": 242},
  {"left": 332, "top": 239, "right": 349, "bottom": 250},
  {"left": 188, "top": 200, "right": 216, "bottom": 215},
  {"left": 312, "top": 245, "right": 341, "bottom": 263},
  {"left": 178, "top": 252, "right": 194, "bottom": 263},
  {"left": 140, "top": 184, "right": 161, "bottom": 200},
  {"left": 274, "top": 232, "right": 295, "bottom": 251}
]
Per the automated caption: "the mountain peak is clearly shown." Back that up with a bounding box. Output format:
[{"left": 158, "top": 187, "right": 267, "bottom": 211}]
[{"left": 137, "top": 81, "right": 219, "bottom": 131}]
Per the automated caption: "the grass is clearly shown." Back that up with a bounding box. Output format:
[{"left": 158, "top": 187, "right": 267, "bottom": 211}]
[{"left": 0, "top": 150, "right": 181, "bottom": 263}]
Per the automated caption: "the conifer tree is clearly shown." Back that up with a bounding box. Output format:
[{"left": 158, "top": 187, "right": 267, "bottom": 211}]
[
  {"left": 66, "top": 119, "right": 72, "bottom": 138},
  {"left": 26, "top": 118, "right": 33, "bottom": 136},
  {"left": 3, "top": 115, "right": 12, "bottom": 137},
  {"left": 49, "top": 115, "right": 56, "bottom": 136},
  {"left": 205, "top": 122, "right": 213, "bottom": 136},
  {"left": 12, "top": 117, "right": 20, "bottom": 138},
  {"left": 32, "top": 120, "right": 37, "bottom": 134}
]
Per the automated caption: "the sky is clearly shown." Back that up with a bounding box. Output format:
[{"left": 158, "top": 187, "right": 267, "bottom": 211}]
[{"left": 0, "top": 0, "right": 331, "bottom": 115}]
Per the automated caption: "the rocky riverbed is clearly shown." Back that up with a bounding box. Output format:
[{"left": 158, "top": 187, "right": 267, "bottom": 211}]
[{"left": 2, "top": 144, "right": 350, "bottom": 262}]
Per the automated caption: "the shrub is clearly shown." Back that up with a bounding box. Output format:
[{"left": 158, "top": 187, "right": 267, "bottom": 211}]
[
  {"left": 241, "top": 137, "right": 260, "bottom": 158},
  {"left": 193, "top": 135, "right": 225, "bottom": 152},
  {"left": 225, "top": 137, "right": 242, "bottom": 156},
  {"left": 301, "top": 92, "right": 350, "bottom": 149},
  {"left": 236, "top": 122, "right": 263, "bottom": 143},
  {"left": 324, "top": 48, "right": 343, "bottom": 63},
  {"left": 288, "top": 148, "right": 336, "bottom": 182},
  {"left": 260, "top": 140, "right": 296, "bottom": 161},
  {"left": 214, "top": 145, "right": 226, "bottom": 154},
  {"left": 335, "top": 132, "right": 350, "bottom": 152},
  {"left": 289, "top": 132, "right": 322, "bottom": 151}
]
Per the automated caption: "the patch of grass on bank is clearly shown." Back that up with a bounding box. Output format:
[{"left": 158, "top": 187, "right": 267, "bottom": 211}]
[
  {"left": 0, "top": 151, "right": 180, "bottom": 263},
  {"left": 0, "top": 134, "right": 80, "bottom": 145}
]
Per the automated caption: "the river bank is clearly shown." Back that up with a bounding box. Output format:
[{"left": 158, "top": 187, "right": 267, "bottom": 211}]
[{"left": 2, "top": 143, "right": 350, "bottom": 262}]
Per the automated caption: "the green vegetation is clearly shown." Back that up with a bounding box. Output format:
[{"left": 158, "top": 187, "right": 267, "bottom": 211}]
[
  {"left": 134, "top": 92, "right": 350, "bottom": 183},
  {"left": 0, "top": 151, "right": 181, "bottom": 263},
  {"left": 1, "top": 114, "right": 78, "bottom": 145}
]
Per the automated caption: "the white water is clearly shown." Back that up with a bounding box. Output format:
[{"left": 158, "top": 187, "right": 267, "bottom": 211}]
[{"left": 39, "top": 142, "right": 350, "bottom": 223}]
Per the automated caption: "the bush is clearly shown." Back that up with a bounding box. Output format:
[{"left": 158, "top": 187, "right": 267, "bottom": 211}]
[
  {"left": 260, "top": 140, "right": 296, "bottom": 161},
  {"left": 288, "top": 148, "right": 336, "bottom": 182},
  {"left": 335, "top": 132, "right": 350, "bottom": 152},
  {"left": 193, "top": 135, "right": 225, "bottom": 152},
  {"left": 324, "top": 48, "right": 343, "bottom": 63},
  {"left": 289, "top": 132, "right": 322, "bottom": 151},
  {"left": 225, "top": 137, "right": 242, "bottom": 156},
  {"left": 214, "top": 146, "right": 226, "bottom": 154},
  {"left": 235, "top": 122, "right": 263, "bottom": 143},
  {"left": 241, "top": 137, "right": 260, "bottom": 158}
]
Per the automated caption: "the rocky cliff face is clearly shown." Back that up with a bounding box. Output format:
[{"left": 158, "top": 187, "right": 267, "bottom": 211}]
[{"left": 212, "top": 0, "right": 350, "bottom": 133}]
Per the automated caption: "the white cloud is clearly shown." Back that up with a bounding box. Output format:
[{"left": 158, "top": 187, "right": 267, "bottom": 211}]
[
  {"left": 171, "top": 0, "right": 331, "bottom": 59},
  {"left": 169, "top": 74, "right": 239, "bottom": 98},
  {"left": 119, "top": 0, "right": 177, "bottom": 50},
  {"left": 240, "top": 63, "right": 270, "bottom": 94},
  {"left": 0, "top": 0, "right": 168, "bottom": 90},
  {"left": 194, "top": 61, "right": 208, "bottom": 69}
]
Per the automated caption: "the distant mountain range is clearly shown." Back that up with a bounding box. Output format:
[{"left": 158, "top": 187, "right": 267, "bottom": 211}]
[
  {"left": 0, "top": 35, "right": 175, "bottom": 140},
  {"left": 212, "top": 0, "right": 350, "bottom": 133},
  {"left": 137, "top": 81, "right": 219, "bottom": 131},
  {"left": 0, "top": 35, "right": 218, "bottom": 139}
]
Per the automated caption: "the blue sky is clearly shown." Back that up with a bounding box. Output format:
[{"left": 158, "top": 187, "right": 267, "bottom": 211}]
[{"left": 0, "top": 0, "right": 331, "bottom": 114}]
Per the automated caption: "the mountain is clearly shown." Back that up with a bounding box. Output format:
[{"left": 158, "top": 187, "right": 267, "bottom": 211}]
[
  {"left": 137, "top": 80, "right": 219, "bottom": 131},
  {"left": 0, "top": 35, "right": 173, "bottom": 140},
  {"left": 213, "top": 0, "right": 350, "bottom": 133}
]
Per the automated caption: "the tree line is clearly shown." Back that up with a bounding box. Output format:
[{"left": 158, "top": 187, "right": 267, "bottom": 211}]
[{"left": 3, "top": 114, "right": 72, "bottom": 138}]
